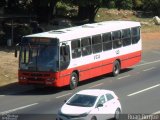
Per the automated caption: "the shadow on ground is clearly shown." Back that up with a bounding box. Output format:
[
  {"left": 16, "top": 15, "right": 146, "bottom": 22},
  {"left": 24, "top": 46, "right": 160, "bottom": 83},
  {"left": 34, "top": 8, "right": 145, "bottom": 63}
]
[{"left": 0, "top": 68, "right": 133, "bottom": 96}]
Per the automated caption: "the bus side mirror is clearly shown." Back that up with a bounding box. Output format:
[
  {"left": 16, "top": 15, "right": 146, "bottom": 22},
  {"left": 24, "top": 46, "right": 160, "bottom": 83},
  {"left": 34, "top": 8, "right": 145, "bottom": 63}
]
[{"left": 15, "top": 43, "right": 19, "bottom": 58}]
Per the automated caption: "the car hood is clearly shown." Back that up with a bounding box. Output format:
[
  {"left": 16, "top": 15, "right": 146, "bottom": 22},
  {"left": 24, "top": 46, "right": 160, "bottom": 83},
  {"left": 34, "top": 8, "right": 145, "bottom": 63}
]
[{"left": 60, "top": 104, "right": 92, "bottom": 115}]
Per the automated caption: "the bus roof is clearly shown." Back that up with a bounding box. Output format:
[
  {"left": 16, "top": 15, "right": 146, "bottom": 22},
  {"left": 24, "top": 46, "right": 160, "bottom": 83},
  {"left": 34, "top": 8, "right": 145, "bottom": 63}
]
[{"left": 25, "top": 21, "right": 141, "bottom": 42}]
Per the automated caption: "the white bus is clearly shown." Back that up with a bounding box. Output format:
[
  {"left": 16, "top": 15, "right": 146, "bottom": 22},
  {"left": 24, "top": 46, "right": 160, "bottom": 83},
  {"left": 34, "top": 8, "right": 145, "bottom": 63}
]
[{"left": 16, "top": 21, "right": 142, "bottom": 89}]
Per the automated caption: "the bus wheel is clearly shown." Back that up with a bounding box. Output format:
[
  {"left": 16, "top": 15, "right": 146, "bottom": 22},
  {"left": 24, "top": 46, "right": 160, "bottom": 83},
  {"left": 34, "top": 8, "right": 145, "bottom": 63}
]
[
  {"left": 112, "top": 60, "right": 120, "bottom": 76},
  {"left": 69, "top": 72, "right": 78, "bottom": 90}
]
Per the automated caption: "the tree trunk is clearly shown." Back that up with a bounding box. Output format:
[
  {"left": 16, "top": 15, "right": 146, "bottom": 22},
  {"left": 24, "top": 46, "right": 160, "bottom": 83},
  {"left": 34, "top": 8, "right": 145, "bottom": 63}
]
[
  {"left": 77, "top": 5, "right": 99, "bottom": 23},
  {"left": 88, "top": 5, "right": 99, "bottom": 23},
  {"left": 78, "top": 6, "right": 89, "bottom": 20},
  {"left": 49, "top": 0, "right": 58, "bottom": 19}
]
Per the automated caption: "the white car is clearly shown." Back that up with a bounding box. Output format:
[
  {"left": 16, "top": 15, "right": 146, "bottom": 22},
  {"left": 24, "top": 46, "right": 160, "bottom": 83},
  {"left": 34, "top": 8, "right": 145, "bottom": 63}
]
[{"left": 56, "top": 89, "right": 122, "bottom": 120}]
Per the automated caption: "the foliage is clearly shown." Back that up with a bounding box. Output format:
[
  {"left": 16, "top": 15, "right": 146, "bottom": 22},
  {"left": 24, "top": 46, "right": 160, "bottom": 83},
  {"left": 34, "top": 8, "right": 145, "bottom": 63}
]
[
  {"left": 116, "top": 0, "right": 132, "bottom": 10},
  {"left": 142, "top": 0, "right": 160, "bottom": 15},
  {"left": 132, "top": 0, "right": 143, "bottom": 10},
  {"left": 105, "top": 0, "right": 116, "bottom": 9},
  {"left": 1, "top": 0, "right": 160, "bottom": 24},
  {"left": 63, "top": 0, "right": 103, "bottom": 6}
]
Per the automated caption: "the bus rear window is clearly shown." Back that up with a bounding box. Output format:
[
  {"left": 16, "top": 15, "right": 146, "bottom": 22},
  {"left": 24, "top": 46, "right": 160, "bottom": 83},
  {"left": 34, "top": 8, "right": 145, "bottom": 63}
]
[{"left": 131, "top": 27, "right": 140, "bottom": 44}]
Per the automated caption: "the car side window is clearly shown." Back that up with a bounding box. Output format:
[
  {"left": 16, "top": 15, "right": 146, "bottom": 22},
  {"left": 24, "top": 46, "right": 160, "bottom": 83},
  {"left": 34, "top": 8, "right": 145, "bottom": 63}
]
[
  {"left": 106, "top": 94, "right": 114, "bottom": 101},
  {"left": 96, "top": 95, "right": 106, "bottom": 106}
]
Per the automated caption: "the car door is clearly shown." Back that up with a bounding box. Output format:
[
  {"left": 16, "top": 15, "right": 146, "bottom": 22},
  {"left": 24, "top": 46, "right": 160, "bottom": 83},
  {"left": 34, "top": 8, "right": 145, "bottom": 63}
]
[
  {"left": 104, "top": 93, "right": 117, "bottom": 119},
  {"left": 91, "top": 95, "right": 107, "bottom": 120}
]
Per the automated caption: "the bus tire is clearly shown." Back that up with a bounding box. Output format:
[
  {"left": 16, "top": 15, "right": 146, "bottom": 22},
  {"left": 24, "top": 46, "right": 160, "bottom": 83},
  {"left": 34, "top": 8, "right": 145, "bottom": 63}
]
[
  {"left": 69, "top": 72, "right": 78, "bottom": 90},
  {"left": 112, "top": 60, "right": 120, "bottom": 76}
]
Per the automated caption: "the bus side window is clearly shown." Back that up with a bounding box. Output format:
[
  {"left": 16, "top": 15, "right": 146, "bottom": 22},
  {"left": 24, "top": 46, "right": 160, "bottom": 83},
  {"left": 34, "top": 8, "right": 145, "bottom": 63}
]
[
  {"left": 122, "top": 29, "right": 131, "bottom": 46},
  {"left": 112, "top": 31, "right": 122, "bottom": 49},
  {"left": 92, "top": 34, "right": 102, "bottom": 53},
  {"left": 81, "top": 37, "right": 92, "bottom": 56},
  {"left": 131, "top": 27, "right": 140, "bottom": 44},
  {"left": 102, "top": 32, "right": 112, "bottom": 51},
  {"left": 71, "top": 39, "right": 81, "bottom": 59},
  {"left": 60, "top": 45, "right": 70, "bottom": 70}
]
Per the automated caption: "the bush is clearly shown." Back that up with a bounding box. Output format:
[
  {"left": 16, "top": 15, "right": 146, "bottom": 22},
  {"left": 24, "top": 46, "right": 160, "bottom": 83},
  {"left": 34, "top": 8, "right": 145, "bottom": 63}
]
[
  {"left": 108, "top": 0, "right": 116, "bottom": 9},
  {"left": 116, "top": 0, "right": 132, "bottom": 10},
  {"left": 142, "top": 0, "right": 160, "bottom": 16}
]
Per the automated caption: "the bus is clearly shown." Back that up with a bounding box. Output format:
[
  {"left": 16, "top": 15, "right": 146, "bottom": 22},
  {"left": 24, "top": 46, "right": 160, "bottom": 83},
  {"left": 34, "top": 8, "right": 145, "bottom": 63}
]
[{"left": 15, "top": 21, "right": 142, "bottom": 89}]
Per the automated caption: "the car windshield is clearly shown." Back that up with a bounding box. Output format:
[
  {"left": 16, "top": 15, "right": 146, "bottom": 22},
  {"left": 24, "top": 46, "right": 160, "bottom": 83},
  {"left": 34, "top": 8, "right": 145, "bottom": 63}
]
[{"left": 66, "top": 94, "right": 97, "bottom": 107}]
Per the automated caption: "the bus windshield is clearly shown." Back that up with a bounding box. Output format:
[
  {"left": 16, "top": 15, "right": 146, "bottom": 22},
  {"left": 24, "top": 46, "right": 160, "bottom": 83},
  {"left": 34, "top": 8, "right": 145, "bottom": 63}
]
[{"left": 19, "top": 38, "right": 59, "bottom": 72}]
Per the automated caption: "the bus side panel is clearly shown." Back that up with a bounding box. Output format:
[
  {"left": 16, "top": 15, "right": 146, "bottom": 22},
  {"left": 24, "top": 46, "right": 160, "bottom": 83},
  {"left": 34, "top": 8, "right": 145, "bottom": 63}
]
[
  {"left": 78, "top": 64, "right": 92, "bottom": 81},
  {"left": 101, "top": 58, "right": 114, "bottom": 75},
  {"left": 57, "top": 69, "right": 73, "bottom": 87},
  {"left": 89, "top": 61, "right": 103, "bottom": 78},
  {"left": 79, "top": 59, "right": 112, "bottom": 81},
  {"left": 120, "top": 50, "right": 142, "bottom": 69},
  {"left": 77, "top": 58, "right": 113, "bottom": 81}
]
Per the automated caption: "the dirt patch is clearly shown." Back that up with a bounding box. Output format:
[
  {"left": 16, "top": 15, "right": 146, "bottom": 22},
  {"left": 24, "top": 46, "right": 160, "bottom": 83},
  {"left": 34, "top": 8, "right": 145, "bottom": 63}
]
[
  {"left": 0, "top": 48, "right": 18, "bottom": 86},
  {"left": 0, "top": 32, "right": 159, "bottom": 87},
  {"left": 142, "top": 32, "right": 160, "bottom": 51},
  {"left": 142, "top": 32, "right": 160, "bottom": 41}
]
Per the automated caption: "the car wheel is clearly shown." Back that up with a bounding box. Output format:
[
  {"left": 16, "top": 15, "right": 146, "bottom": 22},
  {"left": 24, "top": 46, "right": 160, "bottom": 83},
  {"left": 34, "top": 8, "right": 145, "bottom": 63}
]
[
  {"left": 114, "top": 108, "right": 121, "bottom": 120},
  {"left": 69, "top": 72, "right": 78, "bottom": 90},
  {"left": 91, "top": 116, "right": 97, "bottom": 120},
  {"left": 112, "top": 60, "right": 120, "bottom": 76}
]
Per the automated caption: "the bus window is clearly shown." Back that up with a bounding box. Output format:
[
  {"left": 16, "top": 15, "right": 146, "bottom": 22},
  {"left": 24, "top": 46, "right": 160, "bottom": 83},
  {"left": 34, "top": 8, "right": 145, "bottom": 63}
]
[
  {"left": 131, "top": 27, "right": 140, "bottom": 44},
  {"left": 81, "top": 37, "right": 92, "bottom": 56},
  {"left": 60, "top": 45, "right": 70, "bottom": 70},
  {"left": 20, "top": 47, "right": 30, "bottom": 64},
  {"left": 112, "top": 31, "right": 122, "bottom": 49},
  {"left": 71, "top": 39, "right": 81, "bottom": 59},
  {"left": 122, "top": 29, "right": 131, "bottom": 46},
  {"left": 92, "top": 34, "right": 102, "bottom": 53},
  {"left": 102, "top": 32, "right": 112, "bottom": 51}
]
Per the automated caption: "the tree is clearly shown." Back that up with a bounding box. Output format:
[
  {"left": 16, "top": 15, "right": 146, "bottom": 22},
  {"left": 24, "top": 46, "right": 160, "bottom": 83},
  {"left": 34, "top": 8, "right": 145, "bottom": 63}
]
[
  {"left": 64, "top": 0, "right": 103, "bottom": 23},
  {"left": 142, "top": 0, "right": 160, "bottom": 16},
  {"left": 116, "top": 0, "right": 132, "bottom": 10},
  {"left": 132, "top": 0, "right": 143, "bottom": 10},
  {"left": 78, "top": 0, "right": 103, "bottom": 23},
  {"left": 32, "top": 0, "right": 59, "bottom": 22}
]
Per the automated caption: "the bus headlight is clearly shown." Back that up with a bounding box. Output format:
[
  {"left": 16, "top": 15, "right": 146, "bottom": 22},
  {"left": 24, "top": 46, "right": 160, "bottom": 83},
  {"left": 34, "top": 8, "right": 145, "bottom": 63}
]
[{"left": 47, "top": 78, "right": 55, "bottom": 81}]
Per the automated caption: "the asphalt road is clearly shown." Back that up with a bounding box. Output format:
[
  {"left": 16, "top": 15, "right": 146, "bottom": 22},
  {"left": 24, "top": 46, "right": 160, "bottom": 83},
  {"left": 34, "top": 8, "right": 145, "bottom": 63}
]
[{"left": 0, "top": 39, "right": 160, "bottom": 120}]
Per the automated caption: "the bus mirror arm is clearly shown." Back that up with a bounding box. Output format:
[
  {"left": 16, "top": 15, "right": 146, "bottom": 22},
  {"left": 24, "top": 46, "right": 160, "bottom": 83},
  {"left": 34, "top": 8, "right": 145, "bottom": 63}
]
[
  {"left": 62, "top": 43, "right": 67, "bottom": 46},
  {"left": 15, "top": 43, "right": 19, "bottom": 58}
]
